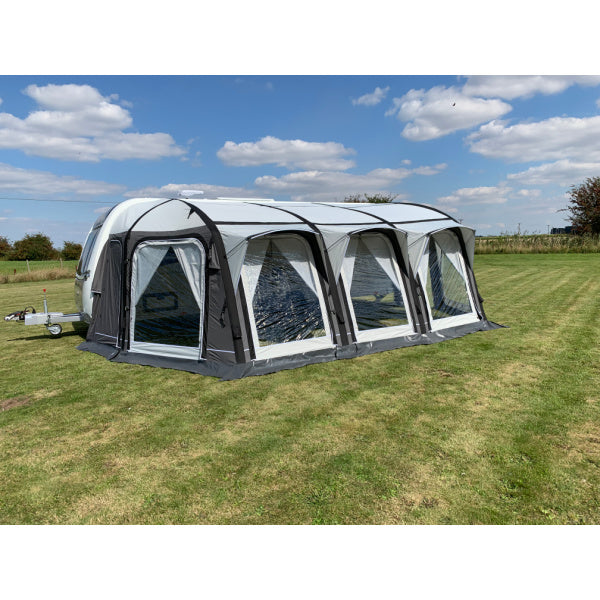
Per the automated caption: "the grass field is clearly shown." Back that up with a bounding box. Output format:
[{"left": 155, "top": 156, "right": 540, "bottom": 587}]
[{"left": 1, "top": 254, "right": 599, "bottom": 524}]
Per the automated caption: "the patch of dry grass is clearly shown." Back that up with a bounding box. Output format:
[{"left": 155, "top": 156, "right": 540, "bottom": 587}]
[
  {"left": 0, "top": 267, "right": 75, "bottom": 284},
  {"left": 475, "top": 233, "right": 600, "bottom": 254}
]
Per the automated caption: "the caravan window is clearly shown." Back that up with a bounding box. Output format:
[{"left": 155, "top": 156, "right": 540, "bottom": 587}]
[
  {"left": 241, "top": 234, "right": 333, "bottom": 359},
  {"left": 77, "top": 206, "right": 116, "bottom": 276},
  {"left": 418, "top": 231, "right": 478, "bottom": 330},
  {"left": 340, "top": 233, "right": 413, "bottom": 342},
  {"left": 77, "top": 227, "right": 100, "bottom": 276},
  {"left": 129, "top": 239, "right": 205, "bottom": 360}
]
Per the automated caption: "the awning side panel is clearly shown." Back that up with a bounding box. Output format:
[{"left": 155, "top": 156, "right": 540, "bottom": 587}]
[{"left": 86, "top": 237, "right": 124, "bottom": 347}]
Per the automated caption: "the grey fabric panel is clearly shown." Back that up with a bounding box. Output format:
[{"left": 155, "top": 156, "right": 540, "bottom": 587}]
[
  {"left": 349, "top": 318, "right": 504, "bottom": 357},
  {"left": 317, "top": 227, "right": 350, "bottom": 281},
  {"left": 77, "top": 341, "right": 337, "bottom": 380},
  {"left": 126, "top": 227, "right": 212, "bottom": 254},
  {"left": 86, "top": 238, "right": 123, "bottom": 346},
  {"left": 205, "top": 259, "right": 237, "bottom": 364},
  {"left": 218, "top": 347, "right": 338, "bottom": 379},
  {"left": 77, "top": 340, "right": 241, "bottom": 378},
  {"left": 78, "top": 319, "right": 505, "bottom": 380}
]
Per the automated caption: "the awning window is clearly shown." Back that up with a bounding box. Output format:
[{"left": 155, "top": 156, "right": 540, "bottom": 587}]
[
  {"left": 341, "top": 233, "right": 413, "bottom": 341},
  {"left": 418, "top": 231, "right": 477, "bottom": 329},
  {"left": 241, "top": 235, "right": 333, "bottom": 358}
]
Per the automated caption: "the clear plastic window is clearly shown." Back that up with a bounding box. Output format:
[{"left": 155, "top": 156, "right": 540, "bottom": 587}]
[
  {"left": 423, "top": 235, "right": 473, "bottom": 320},
  {"left": 77, "top": 227, "right": 100, "bottom": 275},
  {"left": 242, "top": 235, "right": 330, "bottom": 350},
  {"left": 342, "top": 234, "right": 410, "bottom": 332},
  {"left": 77, "top": 206, "right": 115, "bottom": 275}
]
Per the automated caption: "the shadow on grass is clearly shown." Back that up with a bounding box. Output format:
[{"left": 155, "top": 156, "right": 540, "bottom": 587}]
[{"left": 7, "top": 327, "right": 88, "bottom": 342}]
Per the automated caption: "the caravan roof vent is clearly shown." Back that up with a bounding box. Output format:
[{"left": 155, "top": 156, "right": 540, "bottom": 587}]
[
  {"left": 178, "top": 190, "right": 205, "bottom": 199},
  {"left": 216, "top": 197, "right": 275, "bottom": 202}
]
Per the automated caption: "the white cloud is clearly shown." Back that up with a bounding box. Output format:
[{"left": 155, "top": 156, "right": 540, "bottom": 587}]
[
  {"left": 352, "top": 86, "right": 390, "bottom": 106},
  {"left": 383, "top": 76, "right": 600, "bottom": 143},
  {"left": 125, "top": 163, "right": 445, "bottom": 203},
  {"left": 0, "top": 83, "right": 185, "bottom": 162},
  {"left": 413, "top": 164, "right": 447, "bottom": 176},
  {"left": 462, "top": 75, "right": 600, "bottom": 100},
  {"left": 254, "top": 163, "right": 446, "bottom": 201},
  {"left": 507, "top": 159, "right": 600, "bottom": 187},
  {"left": 386, "top": 86, "right": 512, "bottom": 141},
  {"left": 217, "top": 136, "right": 356, "bottom": 170},
  {"left": 435, "top": 183, "right": 571, "bottom": 235},
  {"left": 515, "top": 189, "right": 542, "bottom": 198},
  {"left": 437, "top": 185, "right": 511, "bottom": 206},
  {"left": 467, "top": 116, "right": 600, "bottom": 163},
  {"left": 0, "top": 162, "right": 126, "bottom": 196},
  {"left": 24, "top": 83, "right": 107, "bottom": 110},
  {"left": 94, "top": 132, "right": 186, "bottom": 161},
  {"left": 20, "top": 99, "right": 131, "bottom": 138}
]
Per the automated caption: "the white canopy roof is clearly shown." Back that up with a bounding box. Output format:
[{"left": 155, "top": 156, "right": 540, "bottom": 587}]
[
  {"left": 102, "top": 197, "right": 462, "bottom": 233},
  {"left": 98, "top": 197, "right": 474, "bottom": 284}
]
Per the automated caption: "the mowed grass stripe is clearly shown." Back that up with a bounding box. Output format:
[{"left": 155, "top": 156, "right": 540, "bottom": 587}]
[
  {"left": 459, "top": 255, "right": 600, "bottom": 524},
  {"left": 1, "top": 254, "right": 599, "bottom": 524},
  {"left": 513, "top": 271, "right": 600, "bottom": 523}
]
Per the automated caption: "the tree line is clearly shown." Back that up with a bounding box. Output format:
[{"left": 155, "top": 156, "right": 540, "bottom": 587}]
[{"left": 0, "top": 233, "right": 82, "bottom": 261}]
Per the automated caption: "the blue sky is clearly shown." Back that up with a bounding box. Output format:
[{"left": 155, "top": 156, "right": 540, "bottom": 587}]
[{"left": 2, "top": 74, "right": 600, "bottom": 245}]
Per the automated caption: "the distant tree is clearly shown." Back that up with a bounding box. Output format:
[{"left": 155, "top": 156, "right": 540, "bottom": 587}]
[
  {"left": 0, "top": 235, "right": 11, "bottom": 258},
  {"left": 564, "top": 177, "right": 600, "bottom": 235},
  {"left": 61, "top": 241, "right": 83, "bottom": 261},
  {"left": 9, "top": 233, "right": 58, "bottom": 261},
  {"left": 344, "top": 193, "right": 398, "bottom": 204}
]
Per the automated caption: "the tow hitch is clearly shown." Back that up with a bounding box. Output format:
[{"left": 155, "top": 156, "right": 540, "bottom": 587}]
[{"left": 4, "top": 288, "right": 84, "bottom": 337}]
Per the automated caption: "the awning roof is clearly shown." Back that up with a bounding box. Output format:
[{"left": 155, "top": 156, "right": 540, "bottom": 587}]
[
  {"left": 103, "top": 198, "right": 474, "bottom": 283},
  {"left": 106, "top": 197, "right": 464, "bottom": 236}
]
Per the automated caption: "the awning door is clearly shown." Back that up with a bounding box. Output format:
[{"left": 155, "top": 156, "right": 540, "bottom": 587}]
[{"left": 129, "top": 239, "right": 205, "bottom": 360}]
